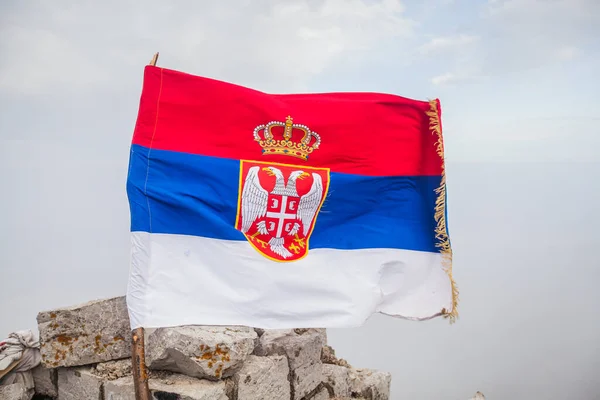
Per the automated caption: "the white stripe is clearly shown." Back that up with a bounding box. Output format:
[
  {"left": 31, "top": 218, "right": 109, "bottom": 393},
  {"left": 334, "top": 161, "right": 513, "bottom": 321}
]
[{"left": 127, "top": 232, "right": 453, "bottom": 329}]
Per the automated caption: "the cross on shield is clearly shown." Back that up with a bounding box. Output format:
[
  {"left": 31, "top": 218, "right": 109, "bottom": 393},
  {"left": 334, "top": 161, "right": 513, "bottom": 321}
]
[{"left": 235, "top": 160, "right": 330, "bottom": 262}]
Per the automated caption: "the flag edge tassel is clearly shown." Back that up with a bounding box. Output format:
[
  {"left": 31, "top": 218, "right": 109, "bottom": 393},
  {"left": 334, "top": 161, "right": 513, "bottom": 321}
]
[{"left": 426, "top": 99, "right": 459, "bottom": 323}]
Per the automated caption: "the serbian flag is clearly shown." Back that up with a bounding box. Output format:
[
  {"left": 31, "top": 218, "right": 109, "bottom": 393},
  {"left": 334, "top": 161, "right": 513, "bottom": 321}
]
[{"left": 126, "top": 65, "right": 457, "bottom": 329}]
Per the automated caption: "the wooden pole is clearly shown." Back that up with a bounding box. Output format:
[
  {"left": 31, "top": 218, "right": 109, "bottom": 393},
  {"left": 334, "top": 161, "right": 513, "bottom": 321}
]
[
  {"left": 149, "top": 52, "right": 160, "bottom": 66},
  {"left": 131, "top": 328, "right": 151, "bottom": 400},
  {"left": 131, "top": 52, "right": 160, "bottom": 400}
]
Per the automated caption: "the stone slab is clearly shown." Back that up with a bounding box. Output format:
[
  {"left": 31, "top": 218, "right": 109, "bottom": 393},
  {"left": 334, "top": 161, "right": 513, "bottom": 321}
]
[
  {"left": 349, "top": 368, "right": 391, "bottom": 400},
  {"left": 103, "top": 376, "right": 135, "bottom": 400},
  {"left": 309, "top": 387, "right": 329, "bottom": 400},
  {"left": 146, "top": 326, "right": 257, "bottom": 380},
  {"left": 234, "top": 355, "right": 290, "bottom": 400},
  {"left": 57, "top": 367, "right": 104, "bottom": 400},
  {"left": 254, "top": 329, "right": 325, "bottom": 399},
  {"left": 38, "top": 296, "right": 130, "bottom": 368},
  {"left": 150, "top": 374, "right": 229, "bottom": 400},
  {"left": 104, "top": 374, "right": 231, "bottom": 400},
  {"left": 322, "top": 364, "right": 351, "bottom": 398},
  {"left": 31, "top": 365, "right": 58, "bottom": 398},
  {"left": 0, "top": 382, "right": 33, "bottom": 400}
]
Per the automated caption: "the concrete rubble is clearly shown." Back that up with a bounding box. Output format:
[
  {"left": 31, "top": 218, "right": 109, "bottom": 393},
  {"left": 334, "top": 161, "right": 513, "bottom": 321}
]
[{"left": 1, "top": 295, "right": 393, "bottom": 399}]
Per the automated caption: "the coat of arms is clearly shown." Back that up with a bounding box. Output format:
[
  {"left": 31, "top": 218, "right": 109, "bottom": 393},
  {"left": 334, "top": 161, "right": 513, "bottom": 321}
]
[{"left": 235, "top": 116, "right": 329, "bottom": 262}]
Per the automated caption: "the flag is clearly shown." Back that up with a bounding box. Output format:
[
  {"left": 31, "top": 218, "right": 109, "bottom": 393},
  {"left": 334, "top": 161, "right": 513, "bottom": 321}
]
[{"left": 126, "top": 65, "right": 457, "bottom": 329}]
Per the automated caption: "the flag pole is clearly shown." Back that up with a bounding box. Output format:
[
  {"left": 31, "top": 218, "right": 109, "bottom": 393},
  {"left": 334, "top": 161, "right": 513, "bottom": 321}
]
[
  {"left": 131, "top": 52, "right": 159, "bottom": 400},
  {"left": 131, "top": 328, "right": 150, "bottom": 400},
  {"left": 149, "top": 52, "right": 159, "bottom": 67}
]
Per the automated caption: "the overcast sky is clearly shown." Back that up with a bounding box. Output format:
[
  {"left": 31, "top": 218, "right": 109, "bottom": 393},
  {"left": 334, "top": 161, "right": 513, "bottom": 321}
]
[{"left": 1, "top": 1, "right": 599, "bottom": 399}]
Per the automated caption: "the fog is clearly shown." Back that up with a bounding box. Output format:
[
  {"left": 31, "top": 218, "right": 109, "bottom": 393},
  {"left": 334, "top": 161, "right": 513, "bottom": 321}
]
[{"left": 2, "top": 0, "right": 599, "bottom": 398}]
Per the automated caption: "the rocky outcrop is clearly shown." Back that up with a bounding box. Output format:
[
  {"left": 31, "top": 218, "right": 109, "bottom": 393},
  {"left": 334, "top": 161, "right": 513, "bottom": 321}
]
[
  {"left": 27, "top": 296, "right": 393, "bottom": 399},
  {"left": 254, "top": 328, "right": 326, "bottom": 399},
  {"left": 233, "top": 355, "right": 290, "bottom": 399},
  {"left": 348, "top": 368, "right": 392, "bottom": 400}
]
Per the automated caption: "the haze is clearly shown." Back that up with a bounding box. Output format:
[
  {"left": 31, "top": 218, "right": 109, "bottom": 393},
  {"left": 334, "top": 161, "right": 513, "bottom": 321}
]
[{"left": 1, "top": 1, "right": 599, "bottom": 399}]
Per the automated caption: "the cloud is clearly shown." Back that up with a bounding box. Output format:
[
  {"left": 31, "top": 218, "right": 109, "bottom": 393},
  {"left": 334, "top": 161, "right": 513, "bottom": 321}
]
[
  {"left": 419, "top": 34, "right": 478, "bottom": 55},
  {"left": 430, "top": 72, "right": 475, "bottom": 86},
  {"left": 419, "top": 0, "right": 599, "bottom": 85},
  {"left": 419, "top": 34, "right": 480, "bottom": 86},
  {"left": 0, "top": 0, "right": 415, "bottom": 94},
  {"left": 555, "top": 46, "right": 581, "bottom": 61},
  {"left": 481, "top": 0, "right": 598, "bottom": 65}
]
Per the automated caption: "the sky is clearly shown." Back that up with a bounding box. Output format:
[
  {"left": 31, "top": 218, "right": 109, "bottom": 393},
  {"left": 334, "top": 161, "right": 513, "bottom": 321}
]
[{"left": 1, "top": 0, "right": 599, "bottom": 399}]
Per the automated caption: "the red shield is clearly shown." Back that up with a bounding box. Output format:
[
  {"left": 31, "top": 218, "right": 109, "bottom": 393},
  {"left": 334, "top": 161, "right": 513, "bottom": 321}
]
[{"left": 235, "top": 160, "right": 330, "bottom": 262}]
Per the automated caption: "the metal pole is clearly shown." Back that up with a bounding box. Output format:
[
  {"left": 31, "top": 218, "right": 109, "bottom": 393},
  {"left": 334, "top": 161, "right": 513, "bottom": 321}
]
[{"left": 131, "top": 327, "right": 151, "bottom": 400}]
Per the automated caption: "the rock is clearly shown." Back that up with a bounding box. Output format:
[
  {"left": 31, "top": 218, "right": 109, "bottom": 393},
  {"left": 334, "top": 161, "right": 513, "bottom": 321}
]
[
  {"left": 322, "top": 364, "right": 351, "bottom": 398},
  {"left": 37, "top": 296, "right": 130, "bottom": 368},
  {"left": 254, "top": 329, "right": 325, "bottom": 399},
  {"left": 150, "top": 374, "right": 229, "bottom": 400},
  {"left": 292, "top": 362, "right": 323, "bottom": 400},
  {"left": 309, "top": 386, "right": 329, "bottom": 400},
  {"left": 253, "top": 328, "right": 265, "bottom": 337},
  {"left": 93, "top": 359, "right": 132, "bottom": 381},
  {"left": 103, "top": 376, "right": 135, "bottom": 400},
  {"left": 31, "top": 365, "right": 58, "bottom": 398},
  {"left": 103, "top": 374, "right": 230, "bottom": 400},
  {"left": 233, "top": 355, "right": 290, "bottom": 400},
  {"left": 146, "top": 326, "right": 257, "bottom": 380},
  {"left": 470, "top": 391, "right": 486, "bottom": 399},
  {"left": 0, "top": 382, "right": 33, "bottom": 400},
  {"left": 321, "top": 345, "right": 351, "bottom": 368},
  {"left": 57, "top": 367, "right": 104, "bottom": 400},
  {"left": 349, "top": 368, "right": 391, "bottom": 400}
]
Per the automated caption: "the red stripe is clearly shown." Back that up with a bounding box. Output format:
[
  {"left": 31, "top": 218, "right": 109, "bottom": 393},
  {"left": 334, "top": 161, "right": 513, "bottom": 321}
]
[{"left": 132, "top": 66, "right": 443, "bottom": 176}]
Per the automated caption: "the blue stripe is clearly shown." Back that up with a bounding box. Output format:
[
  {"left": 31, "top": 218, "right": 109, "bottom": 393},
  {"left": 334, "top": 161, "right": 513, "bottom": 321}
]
[{"left": 127, "top": 144, "right": 441, "bottom": 253}]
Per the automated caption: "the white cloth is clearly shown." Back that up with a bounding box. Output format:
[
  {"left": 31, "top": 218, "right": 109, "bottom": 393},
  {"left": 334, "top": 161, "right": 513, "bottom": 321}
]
[
  {"left": 0, "top": 330, "right": 41, "bottom": 385},
  {"left": 127, "top": 232, "right": 453, "bottom": 329}
]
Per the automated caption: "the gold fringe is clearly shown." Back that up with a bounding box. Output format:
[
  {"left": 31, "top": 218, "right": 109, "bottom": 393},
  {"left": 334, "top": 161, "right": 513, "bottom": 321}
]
[{"left": 426, "top": 99, "right": 459, "bottom": 323}]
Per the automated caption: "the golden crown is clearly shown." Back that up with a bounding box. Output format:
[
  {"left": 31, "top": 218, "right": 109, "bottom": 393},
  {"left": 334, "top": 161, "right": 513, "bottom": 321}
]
[{"left": 253, "top": 116, "right": 321, "bottom": 161}]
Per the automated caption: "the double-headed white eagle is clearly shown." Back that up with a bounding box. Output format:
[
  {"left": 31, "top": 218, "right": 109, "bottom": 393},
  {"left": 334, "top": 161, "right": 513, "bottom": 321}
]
[{"left": 241, "top": 166, "right": 324, "bottom": 259}]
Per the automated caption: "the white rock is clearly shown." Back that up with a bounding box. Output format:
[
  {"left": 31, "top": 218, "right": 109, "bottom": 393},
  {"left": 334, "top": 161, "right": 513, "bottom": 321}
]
[
  {"left": 150, "top": 374, "right": 229, "bottom": 400},
  {"left": 103, "top": 374, "right": 232, "bottom": 400},
  {"left": 254, "top": 329, "right": 325, "bottom": 399},
  {"left": 57, "top": 367, "right": 104, "bottom": 400},
  {"left": 349, "top": 368, "right": 391, "bottom": 400},
  {"left": 0, "top": 381, "right": 33, "bottom": 400},
  {"left": 146, "top": 326, "right": 257, "bottom": 380},
  {"left": 38, "top": 296, "right": 130, "bottom": 368},
  {"left": 322, "top": 364, "right": 351, "bottom": 398},
  {"left": 234, "top": 355, "right": 290, "bottom": 400},
  {"left": 309, "top": 386, "right": 329, "bottom": 400},
  {"left": 31, "top": 365, "right": 58, "bottom": 398},
  {"left": 470, "top": 391, "right": 486, "bottom": 399},
  {"left": 93, "top": 359, "right": 132, "bottom": 381}
]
